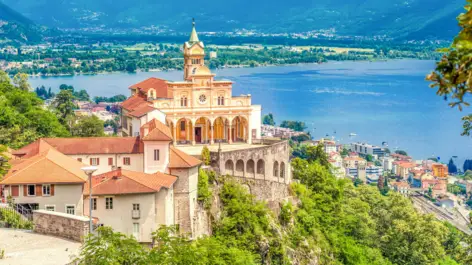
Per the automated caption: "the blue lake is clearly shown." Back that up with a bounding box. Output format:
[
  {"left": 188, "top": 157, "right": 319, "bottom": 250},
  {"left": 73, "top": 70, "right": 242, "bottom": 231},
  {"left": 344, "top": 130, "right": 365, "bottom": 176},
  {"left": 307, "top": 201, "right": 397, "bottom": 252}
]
[{"left": 29, "top": 59, "right": 472, "bottom": 165}]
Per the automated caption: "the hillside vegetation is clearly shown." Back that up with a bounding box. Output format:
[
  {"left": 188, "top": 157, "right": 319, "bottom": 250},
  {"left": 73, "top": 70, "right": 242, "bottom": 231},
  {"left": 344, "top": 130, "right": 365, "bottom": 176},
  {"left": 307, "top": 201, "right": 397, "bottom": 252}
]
[
  {"left": 3, "top": 0, "right": 464, "bottom": 39},
  {"left": 75, "top": 146, "right": 472, "bottom": 265}
]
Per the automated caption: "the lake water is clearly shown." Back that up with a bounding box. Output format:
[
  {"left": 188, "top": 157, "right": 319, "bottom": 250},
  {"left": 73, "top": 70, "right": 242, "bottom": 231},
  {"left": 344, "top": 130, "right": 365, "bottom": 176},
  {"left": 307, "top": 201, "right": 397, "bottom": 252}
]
[{"left": 29, "top": 60, "right": 472, "bottom": 165}]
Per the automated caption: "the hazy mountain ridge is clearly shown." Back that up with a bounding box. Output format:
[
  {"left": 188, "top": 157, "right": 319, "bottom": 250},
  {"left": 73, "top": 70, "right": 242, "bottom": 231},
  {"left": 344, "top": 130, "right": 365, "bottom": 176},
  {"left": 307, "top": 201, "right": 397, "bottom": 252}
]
[
  {"left": 0, "top": 2, "right": 44, "bottom": 43},
  {"left": 1, "top": 0, "right": 465, "bottom": 39}
]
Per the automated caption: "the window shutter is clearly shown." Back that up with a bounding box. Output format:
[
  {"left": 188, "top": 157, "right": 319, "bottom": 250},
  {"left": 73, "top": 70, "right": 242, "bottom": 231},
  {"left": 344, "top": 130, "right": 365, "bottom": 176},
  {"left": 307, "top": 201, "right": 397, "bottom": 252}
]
[
  {"left": 11, "top": 185, "right": 19, "bottom": 197},
  {"left": 77, "top": 158, "right": 82, "bottom": 162},
  {"left": 128, "top": 157, "right": 130, "bottom": 165},
  {"left": 23, "top": 185, "right": 27, "bottom": 196},
  {"left": 123, "top": 157, "right": 125, "bottom": 164},
  {"left": 90, "top": 158, "right": 92, "bottom": 165},
  {"left": 51, "top": 184, "right": 55, "bottom": 196},
  {"left": 97, "top": 158, "right": 100, "bottom": 165},
  {"left": 108, "top": 158, "right": 113, "bottom": 166},
  {"left": 36, "top": 185, "right": 42, "bottom": 196}
]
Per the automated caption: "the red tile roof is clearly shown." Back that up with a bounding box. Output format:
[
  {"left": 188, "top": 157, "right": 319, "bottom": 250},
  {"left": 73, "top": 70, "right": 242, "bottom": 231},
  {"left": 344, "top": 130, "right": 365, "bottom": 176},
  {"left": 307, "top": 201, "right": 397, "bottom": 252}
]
[
  {"left": 2, "top": 147, "right": 87, "bottom": 185},
  {"left": 13, "top": 137, "right": 144, "bottom": 156},
  {"left": 169, "top": 146, "right": 202, "bottom": 168},
  {"left": 121, "top": 94, "right": 148, "bottom": 111},
  {"left": 127, "top": 104, "right": 157, "bottom": 118},
  {"left": 84, "top": 168, "right": 177, "bottom": 195},
  {"left": 129, "top": 77, "right": 169, "bottom": 98},
  {"left": 141, "top": 119, "right": 173, "bottom": 141}
]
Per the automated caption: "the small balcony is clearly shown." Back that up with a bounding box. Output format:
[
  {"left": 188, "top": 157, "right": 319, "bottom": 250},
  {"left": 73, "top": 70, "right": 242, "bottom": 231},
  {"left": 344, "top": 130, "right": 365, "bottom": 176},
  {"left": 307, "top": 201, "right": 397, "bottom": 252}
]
[{"left": 131, "top": 210, "right": 140, "bottom": 219}]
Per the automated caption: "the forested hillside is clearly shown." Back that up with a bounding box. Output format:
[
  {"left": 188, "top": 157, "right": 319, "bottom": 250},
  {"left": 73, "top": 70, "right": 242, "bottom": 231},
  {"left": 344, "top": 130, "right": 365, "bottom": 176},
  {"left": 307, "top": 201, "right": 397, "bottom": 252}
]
[
  {"left": 74, "top": 146, "right": 472, "bottom": 265},
  {"left": 2, "top": 0, "right": 463, "bottom": 39},
  {"left": 0, "top": 2, "right": 44, "bottom": 43}
]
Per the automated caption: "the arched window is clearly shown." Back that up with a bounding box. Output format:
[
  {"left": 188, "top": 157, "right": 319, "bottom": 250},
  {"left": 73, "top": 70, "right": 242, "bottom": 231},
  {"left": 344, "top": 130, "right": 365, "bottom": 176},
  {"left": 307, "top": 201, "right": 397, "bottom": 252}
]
[
  {"left": 273, "top": 161, "right": 279, "bottom": 177},
  {"left": 192, "top": 68, "right": 197, "bottom": 74},
  {"left": 180, "top": 96, "right": 187, "bottom": 107},
  {"left": 257, "top": 159, "right": 265, "bottom": 176},
  {"left": 218, "top": 96, "right": 225, "bottom": 106},
  {"left": 280, "top": 162, "right": 285, "bottom": 179}
]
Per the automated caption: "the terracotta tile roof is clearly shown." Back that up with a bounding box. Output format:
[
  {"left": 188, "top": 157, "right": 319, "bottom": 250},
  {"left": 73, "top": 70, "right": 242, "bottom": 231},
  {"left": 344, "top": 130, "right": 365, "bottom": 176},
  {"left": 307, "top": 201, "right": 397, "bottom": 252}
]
[
  {"left": 141, "top": 119, "right": 173, "bottom": 141},
  {"left": 130, "top": 77, "right": 169, "bottom": 97},
  {"left": 397, "top": 162, "right": 416, "bottom": 168},
  {"left": 393, "top": 182, "right": 409, "bottom": 188},
  {"left": 343, "top": 156, "right": 365, "bottom": 161},
  {"left": 84, "top": 168, "right": 177, "bottom": 195},
  {"left": 169, "top": 146, "right": 202, "bottom": 168},
  {"left": 41, "top": 137, "right": 144, "bottom": 155},
  {"left": 1, "top": 147, "right": 87, "bottom": 185},
  {"left": 127, "top": 104, "right": 157, "bottom": 118},
  {"left": 121, "top": 94, "right": 148, "bottom": 111}
]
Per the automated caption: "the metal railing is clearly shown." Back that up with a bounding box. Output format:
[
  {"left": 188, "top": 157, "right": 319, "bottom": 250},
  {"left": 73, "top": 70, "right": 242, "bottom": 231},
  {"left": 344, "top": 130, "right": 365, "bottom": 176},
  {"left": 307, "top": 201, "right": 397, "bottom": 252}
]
[{"left": 0, "top": 202, "right": 34, "bottom": 229}]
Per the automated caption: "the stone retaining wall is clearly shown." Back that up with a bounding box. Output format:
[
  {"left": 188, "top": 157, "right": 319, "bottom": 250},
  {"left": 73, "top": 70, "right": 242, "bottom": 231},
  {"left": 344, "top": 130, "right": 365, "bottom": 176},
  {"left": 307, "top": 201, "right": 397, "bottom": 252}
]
[{"left": 33, "top": 210, "right": 90, "bottom": 242}]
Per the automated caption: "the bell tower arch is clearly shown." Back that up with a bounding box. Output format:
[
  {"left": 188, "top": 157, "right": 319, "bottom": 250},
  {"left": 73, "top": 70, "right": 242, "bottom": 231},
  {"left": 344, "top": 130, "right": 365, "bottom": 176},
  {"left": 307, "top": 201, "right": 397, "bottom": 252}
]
[{"left": 183, "top": 19, "right": 205, "bottom": 80}]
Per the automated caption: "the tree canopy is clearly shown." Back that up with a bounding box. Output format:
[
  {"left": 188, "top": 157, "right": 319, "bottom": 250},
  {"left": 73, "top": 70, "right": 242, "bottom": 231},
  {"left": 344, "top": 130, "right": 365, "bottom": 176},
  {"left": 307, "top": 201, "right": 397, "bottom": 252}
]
[
  {"left": 0, "top": 71, "right": 69, "bottom": 148},
  {"left": 427, "top": 0, "right": 472, "bottom": 136},
  {"left": 262, "top": 113, "right": 275, "bottom": 126}
]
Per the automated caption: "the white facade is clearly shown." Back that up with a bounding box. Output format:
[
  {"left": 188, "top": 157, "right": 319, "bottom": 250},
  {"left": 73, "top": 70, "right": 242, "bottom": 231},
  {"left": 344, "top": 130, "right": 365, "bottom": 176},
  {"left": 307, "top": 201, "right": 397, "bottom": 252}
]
[
  {"left": 84, "top": 187, "right": 174, "bottom": 243},
  {"left": 351, "top": 142, "right": 386, "bottom": 157},
  {"left": 69, "top": 153, "right": 144, "bottom": 175},
  {"left": 6, "top": 184, "right": 84, "bottom": 215}
]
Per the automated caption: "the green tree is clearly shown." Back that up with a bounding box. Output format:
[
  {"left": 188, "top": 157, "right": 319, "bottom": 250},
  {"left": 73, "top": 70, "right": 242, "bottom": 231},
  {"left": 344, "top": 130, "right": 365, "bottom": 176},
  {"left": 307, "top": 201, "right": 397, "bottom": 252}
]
[
  {"left": 12, "top": 73, "right": 31, "bottom": 91},
  {"left": 77, "top": 226, "right": 150, "bottom": 265},
  {"left": 280, "top": 120, "right": 306, "bottom": 132},
  {"left": 0, "top": 81, "right": 69, "bottom": 148},
  {"left": 0, "top": 71, "right": 10, "bottom": 84},
  {"left": 395, "top": 150, "right": 408, "bottom": 156},
  {"left": 0, "top": 145, "right": 10, "bottom": 179},
  {"left": 365, "top": 154, "right": 374, "bottom": 162},
  {"left": 197, "top": 169, "right": 212, "bottom": 210},
  {"left": 71, "top": 116, "right": 104, "bottom": 137},
  {"left": 427, "top": 1, "right": 472, "bottom": 136},
  {"left": 53, "top": 89, "right": 76, "bottom": 125},
  {"left": 262, "top": 113, "right": 275, "bottom": 125},
  {"left": 448, "top": 158, "right": 458, "bottom": 174},
  {"left": 201, "top": 146, "right": 211, "bottom": 166}
]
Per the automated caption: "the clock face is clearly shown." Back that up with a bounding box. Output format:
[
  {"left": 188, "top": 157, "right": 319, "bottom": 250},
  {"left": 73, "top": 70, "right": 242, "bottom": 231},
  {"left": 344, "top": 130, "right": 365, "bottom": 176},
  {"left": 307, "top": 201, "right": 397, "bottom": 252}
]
[{"left": 199, "top": 94, "right": 207, "bottom": 104}]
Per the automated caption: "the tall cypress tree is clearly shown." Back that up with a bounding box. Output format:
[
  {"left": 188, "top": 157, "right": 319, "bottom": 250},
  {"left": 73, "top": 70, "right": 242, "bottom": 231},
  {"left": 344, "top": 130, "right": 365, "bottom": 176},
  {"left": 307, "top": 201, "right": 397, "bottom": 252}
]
[{"left": 448, "top": 158, "right": 458, "bottom": 174}]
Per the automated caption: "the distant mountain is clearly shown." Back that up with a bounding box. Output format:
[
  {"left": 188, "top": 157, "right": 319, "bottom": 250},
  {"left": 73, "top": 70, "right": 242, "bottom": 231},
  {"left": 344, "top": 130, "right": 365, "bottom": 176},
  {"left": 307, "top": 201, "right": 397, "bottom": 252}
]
[
  {"left": 2, "top": 0, "right": 464, "bottom": 40},
  {"left": 0, "top": 2, "right": 44, "bottom": 43}
]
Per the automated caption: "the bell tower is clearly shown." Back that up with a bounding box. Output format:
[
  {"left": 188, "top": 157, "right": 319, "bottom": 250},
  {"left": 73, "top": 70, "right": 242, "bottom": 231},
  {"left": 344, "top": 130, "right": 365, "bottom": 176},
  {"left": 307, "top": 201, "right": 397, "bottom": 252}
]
[{"left": 183, "top": 18, "right": 205, "bottom": 81}]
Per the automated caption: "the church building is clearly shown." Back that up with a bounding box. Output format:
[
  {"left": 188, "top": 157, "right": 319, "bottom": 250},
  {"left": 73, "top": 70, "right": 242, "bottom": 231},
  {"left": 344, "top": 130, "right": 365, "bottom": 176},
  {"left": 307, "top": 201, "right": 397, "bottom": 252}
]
[{"left": 121, "top": 20, "right": 262, "bottom": 145}]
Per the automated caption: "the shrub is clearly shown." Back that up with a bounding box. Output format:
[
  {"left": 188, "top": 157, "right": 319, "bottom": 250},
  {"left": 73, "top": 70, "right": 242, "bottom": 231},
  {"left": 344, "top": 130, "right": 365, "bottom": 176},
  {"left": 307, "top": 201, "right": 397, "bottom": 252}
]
[
  {"left": 0, "top": 208, "right": 33, "bottom": 229},
  {"left": 201, "top": 146, "right": 211, "bottom": 166},
  {"left": 197, "top": 169, "right": 213, "bottom": 210}
]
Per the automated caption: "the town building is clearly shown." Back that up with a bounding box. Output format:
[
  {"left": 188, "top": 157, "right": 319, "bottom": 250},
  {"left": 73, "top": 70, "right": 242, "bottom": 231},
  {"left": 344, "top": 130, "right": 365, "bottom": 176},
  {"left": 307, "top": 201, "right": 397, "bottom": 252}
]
[
  {"left": 1, "top": 145, "right": 87, "bottom": 215},
  {"left": 261, "top": 125, "right": 305, "bottom": 139},
  {"left": 432, "top": 163, "right": 448, "bottom": 178},
  {"left": 392, "top": 182, "right": 410, "bottom": 196},
  {"left": 83, "top": 168, "right": 177, "bottom": 242},
  {"left": 393, "top": 161, "right": 416, "bottom": 180},
  {"left": 2, "top": 118, "right": 203, "bottom": 241},
  {"left": 121, "top": 21, "right": 262, "bottom": 145},
  {"left": 328, "top": 152, "right": 344, "bottom": 178},
  {"left": 381, "top": 156, "right": 394, "bottom": 172},
  {"left": 350, "top": 142, "right": 386, "bottom": 158},
  {"left": 303, "top": 139, "right": 337, "bottom": 154}
]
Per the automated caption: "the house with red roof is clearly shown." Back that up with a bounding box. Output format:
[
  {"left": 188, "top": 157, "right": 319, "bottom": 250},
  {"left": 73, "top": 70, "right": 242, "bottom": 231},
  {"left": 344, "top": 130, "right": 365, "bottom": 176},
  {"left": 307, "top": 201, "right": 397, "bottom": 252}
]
[
  {"left": 83, "top": 168, "right": 177, "bottom": 242},
  {"left": 2, "top": 117, "right": 202, "bottom": 241}
]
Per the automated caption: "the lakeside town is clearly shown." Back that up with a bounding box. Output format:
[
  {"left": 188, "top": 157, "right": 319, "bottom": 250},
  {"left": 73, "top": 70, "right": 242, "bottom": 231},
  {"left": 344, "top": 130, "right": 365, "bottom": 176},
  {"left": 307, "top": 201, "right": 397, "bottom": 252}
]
[{"left": 0, "top": 11, "right": 472, "bottom": 265}]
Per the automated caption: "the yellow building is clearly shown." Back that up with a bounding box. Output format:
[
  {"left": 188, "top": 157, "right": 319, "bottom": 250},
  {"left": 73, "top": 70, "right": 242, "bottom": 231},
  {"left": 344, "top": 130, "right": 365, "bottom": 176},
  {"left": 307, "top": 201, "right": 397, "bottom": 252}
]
[
  {"left": 122, "top": 20, "right": 262, "bottom": 145},
  {"left": 432, "top": 163, "right": 448, "bottom": 178}
]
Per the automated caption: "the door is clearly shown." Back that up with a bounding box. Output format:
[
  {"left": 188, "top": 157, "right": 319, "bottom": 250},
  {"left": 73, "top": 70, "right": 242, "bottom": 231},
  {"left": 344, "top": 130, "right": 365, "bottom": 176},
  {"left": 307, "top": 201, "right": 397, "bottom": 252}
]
[{"left": 195, "top": 127, "right": 202, "bottom": 143}]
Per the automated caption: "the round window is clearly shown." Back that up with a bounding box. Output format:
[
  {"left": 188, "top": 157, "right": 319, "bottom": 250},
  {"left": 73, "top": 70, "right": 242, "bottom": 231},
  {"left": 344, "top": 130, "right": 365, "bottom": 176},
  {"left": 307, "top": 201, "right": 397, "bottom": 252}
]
[{"left": 199, "top": 94, "right": 207, "bottom": 104}]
